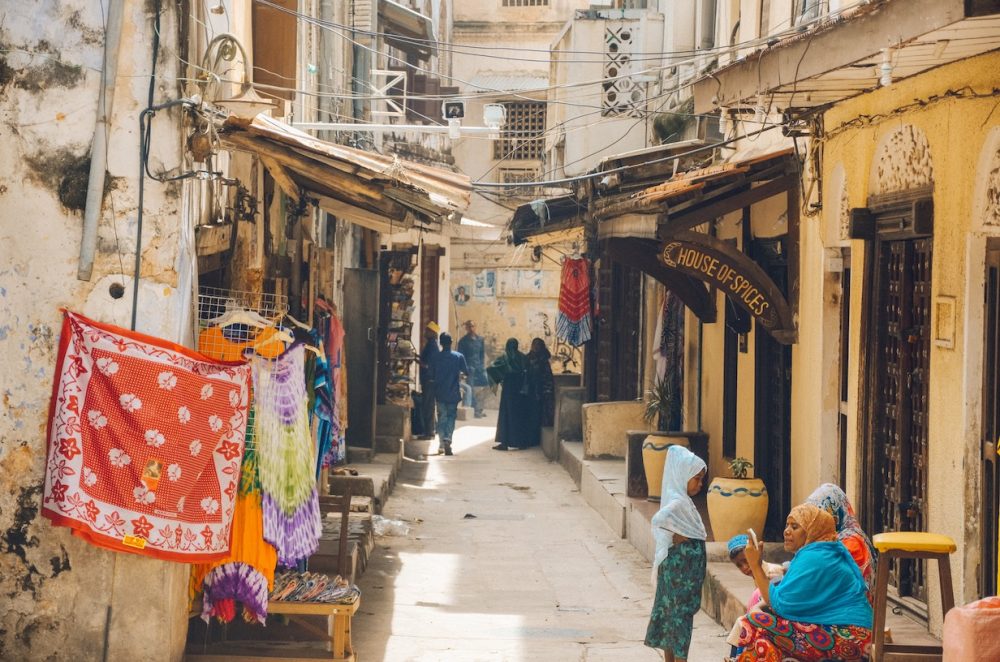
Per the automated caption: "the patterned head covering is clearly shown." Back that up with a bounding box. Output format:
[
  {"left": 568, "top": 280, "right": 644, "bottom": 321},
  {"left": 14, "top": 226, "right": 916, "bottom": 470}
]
[
  {"left": 728, "top": 534, "right": 749, "bottom": 558},
  {"left": 806, "top": 483, "right": 878, "bottom": 591},
  {"left": 789, "top": 504, "right": 838, "bottom": 545}
]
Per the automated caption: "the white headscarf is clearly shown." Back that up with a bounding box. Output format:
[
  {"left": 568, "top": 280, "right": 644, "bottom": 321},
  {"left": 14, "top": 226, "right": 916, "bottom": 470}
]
[{"left": 651, "top": 445, "right": 707, "bottom": 568}]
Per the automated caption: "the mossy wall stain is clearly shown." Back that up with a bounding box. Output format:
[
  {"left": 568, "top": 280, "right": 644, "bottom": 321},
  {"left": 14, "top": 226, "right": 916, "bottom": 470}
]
[{"left": 23, "top": 148, "right": 111, "bottom": 213}]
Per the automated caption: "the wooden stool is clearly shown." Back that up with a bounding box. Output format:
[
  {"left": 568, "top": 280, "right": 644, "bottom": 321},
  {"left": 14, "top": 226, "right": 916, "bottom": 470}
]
[{"left": 871, "top": 532, "right": 956, "bottom": 662}]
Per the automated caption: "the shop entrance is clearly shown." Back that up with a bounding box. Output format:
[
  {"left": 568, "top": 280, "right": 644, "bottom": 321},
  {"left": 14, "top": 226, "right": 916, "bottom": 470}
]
[
  {"left": 981, "top": 242, "right": 1000, "bottom": 597},
  {"left": 862, "top": 232, "right": 933, "bottom": 603},
  {"left": 752, "top": 238, "right": 792, "bottom": 540},
  {"left": 587, "top": 254, "right": 643, "bottom": 402},
  {"left": 345, "top": 268, "right": 379, "bottom": 451}
]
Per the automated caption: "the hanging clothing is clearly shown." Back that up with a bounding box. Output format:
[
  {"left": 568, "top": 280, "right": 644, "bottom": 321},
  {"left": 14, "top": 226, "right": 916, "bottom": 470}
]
[
  {"left": 651, "top": 446, "right": 707, "bottom": 568},
  {"left": 324, "top": 312, "right": 347, "bottom": 466},
  {"left": 806, "top": 483, "right": 878, "bottom": 596},
  {"left": 251, "top": 344, "right": 322, "bottom": 567},
  {"left": 190, "top": 441, "right": 279, "bottom": 625},
  {"left": 43, "top": 311, "right": 251, "bottom": 562},
  {"left": 198, "top": 325, "right": 285, "bottom": 361},
  {"left": 556, "top": 257, "right": 592, "bottom": 346},
  {"left": 488, "top": 339, "right": 534, "bottom": 449}
]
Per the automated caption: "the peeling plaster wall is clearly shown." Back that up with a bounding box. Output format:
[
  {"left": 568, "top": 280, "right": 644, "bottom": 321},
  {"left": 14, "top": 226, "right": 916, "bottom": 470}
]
[
  {"left": 822, "top": 49, "right": 1000, "bottom": 632},
  {"left": 0, "top": 1, "right": 191, "bottom": 659},
  {"left": 449, "top": 238, "right": 569, "bottom": 373}
]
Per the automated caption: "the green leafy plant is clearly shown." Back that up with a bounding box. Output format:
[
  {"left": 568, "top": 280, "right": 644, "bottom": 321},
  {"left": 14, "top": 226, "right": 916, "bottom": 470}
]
[
  {"left": 643, "top": 375, "right": 682, "bottom": 431},
  {"left": 729, "top": 457, "right": 754, "bottom": 480}
]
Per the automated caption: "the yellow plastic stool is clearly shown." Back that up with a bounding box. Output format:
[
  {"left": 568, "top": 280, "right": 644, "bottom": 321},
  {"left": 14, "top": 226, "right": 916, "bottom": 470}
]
[{"left": 871, "top": 532, "right": 957, "bottom": 662}]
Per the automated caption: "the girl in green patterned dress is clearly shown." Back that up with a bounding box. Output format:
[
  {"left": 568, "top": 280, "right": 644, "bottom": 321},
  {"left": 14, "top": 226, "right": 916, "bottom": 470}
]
[{"left": 645, "top": 445, "right": 708, "bottom": 662}]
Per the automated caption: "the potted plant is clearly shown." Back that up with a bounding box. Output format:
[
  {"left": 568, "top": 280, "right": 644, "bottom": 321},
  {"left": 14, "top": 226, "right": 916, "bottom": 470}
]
[
  {"left": 640, "top": 376, "right": 690, "bottom": 501},
  {"left": 706, "top": 456, "right": 769, "bottom": 542}
]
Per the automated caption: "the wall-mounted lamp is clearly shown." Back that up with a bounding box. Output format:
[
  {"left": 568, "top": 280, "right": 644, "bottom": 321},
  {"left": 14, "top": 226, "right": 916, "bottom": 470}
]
[
  {"left": 199, "top": 33, "right": 277, "bottom": 119},
  {"left": 483, "top": 103, "right": 507, "bottom": 140}
]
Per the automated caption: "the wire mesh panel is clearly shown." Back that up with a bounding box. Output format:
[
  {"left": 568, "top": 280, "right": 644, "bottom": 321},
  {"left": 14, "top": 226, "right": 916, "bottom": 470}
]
[{"left": 196, "top": 287, "right": 289, "bottom": 451}]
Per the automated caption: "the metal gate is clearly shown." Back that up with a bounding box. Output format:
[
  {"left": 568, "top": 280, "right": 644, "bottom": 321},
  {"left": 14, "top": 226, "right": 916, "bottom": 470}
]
[
  {"left": 870, "top": 237, "right": 933, "bottom": 602},
  {"left": 981, "top": 243, "right": 1000, "bottom": 597}
]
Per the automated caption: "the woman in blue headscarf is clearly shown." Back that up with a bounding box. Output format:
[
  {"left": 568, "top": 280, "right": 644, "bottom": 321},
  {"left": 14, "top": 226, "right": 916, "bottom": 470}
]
[
  {"left": 734, "top": 503, "right": 873, "bottom": 661},
  {"left": 645, "top": 445, "right": 707, "bottom": 662}
]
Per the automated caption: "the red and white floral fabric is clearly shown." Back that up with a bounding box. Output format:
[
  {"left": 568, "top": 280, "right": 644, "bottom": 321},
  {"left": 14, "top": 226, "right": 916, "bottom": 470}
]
[{"left": 43, "top": 311, "right": 252, "bottom": 562}]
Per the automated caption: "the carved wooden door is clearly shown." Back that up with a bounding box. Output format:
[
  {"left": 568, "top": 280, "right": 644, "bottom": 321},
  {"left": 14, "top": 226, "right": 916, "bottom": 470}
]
[
  {"left": 981, "top": 243, "right": 1000, "bottom": 597},
  {"left": 871, "top": 237, "right": 932, "bottom": 601}
]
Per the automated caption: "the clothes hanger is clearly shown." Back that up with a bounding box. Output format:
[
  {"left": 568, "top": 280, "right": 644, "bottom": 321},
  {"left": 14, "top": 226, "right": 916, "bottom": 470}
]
[
  {"left": 284, "top": 314, "right": 311, "bottom": 331},
  {"left": 253, "top": 328, "right": 294, "bottom": 350},
  {"left": 209, "top": 307, "right": 271, "bottom": 329}
]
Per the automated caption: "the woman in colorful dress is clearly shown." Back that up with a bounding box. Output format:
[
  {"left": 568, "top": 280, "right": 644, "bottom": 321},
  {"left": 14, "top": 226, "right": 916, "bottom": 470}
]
[
  {"left": 806, "top": 483, "right": 878, "bottom": 598},
  {"left": 645, "top": 445, "right": 708, "bottom": 662},
  {"left": 735, "top": 504, "right": 873, "bottom": 661}
]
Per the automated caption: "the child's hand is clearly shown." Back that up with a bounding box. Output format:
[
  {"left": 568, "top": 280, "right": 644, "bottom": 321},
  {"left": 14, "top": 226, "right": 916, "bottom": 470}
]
[{"left": 743, "top": 532, "right": 763, "bottom": 567}]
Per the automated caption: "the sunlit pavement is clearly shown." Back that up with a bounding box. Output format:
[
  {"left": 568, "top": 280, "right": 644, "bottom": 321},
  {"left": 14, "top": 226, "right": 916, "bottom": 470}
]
[{"left": 352, "top": 412, "right": 730, "bottom": 661}]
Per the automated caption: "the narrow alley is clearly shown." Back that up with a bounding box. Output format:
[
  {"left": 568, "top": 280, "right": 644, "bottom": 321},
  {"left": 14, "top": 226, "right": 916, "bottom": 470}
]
[{"left": 353, "top": 415, "right": 729, "bottom": 661}]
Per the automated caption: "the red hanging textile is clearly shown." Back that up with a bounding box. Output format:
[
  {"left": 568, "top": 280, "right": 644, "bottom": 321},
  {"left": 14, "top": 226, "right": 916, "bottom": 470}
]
[
  {"left": 43, "top": 311, "right": 251, "bottom": 562},
  {"left": 556, "top": 257, "right": 592, "bottom": 346}
]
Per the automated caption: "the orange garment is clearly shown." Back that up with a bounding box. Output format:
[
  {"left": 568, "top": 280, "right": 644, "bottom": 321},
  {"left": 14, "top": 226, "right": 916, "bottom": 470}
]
[
  {"left": 189, "top": 490, "right": 278, "bottom": 605},
  {"left": 198, "top": 326, "right": 285, "bottom": 362}
]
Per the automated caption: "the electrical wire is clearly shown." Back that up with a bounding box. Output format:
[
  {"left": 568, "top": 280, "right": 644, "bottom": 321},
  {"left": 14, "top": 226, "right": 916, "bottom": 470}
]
[
  {"left": 253, "top": 0, "right": 870, "bottom": 64},
  {"left": 472, "top": 123, "right": 782, "bottom": 189}
]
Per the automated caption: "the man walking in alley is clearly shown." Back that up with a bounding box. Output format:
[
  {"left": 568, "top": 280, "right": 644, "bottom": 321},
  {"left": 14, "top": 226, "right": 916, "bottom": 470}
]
[
  {"left": 418, "top": 322, "right": 440, "bottom": 439},
  {"left": 457, "top": 320, "right": 487, "bottom": 417},
  {"left": 431, "top": 333, "right": 468, "bottom": 456}
]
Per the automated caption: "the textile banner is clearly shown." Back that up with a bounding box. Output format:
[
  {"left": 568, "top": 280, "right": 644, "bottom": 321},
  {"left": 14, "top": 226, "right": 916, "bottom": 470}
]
[{"left": 43, "top": 311, "right": 252, "bottom": 562}]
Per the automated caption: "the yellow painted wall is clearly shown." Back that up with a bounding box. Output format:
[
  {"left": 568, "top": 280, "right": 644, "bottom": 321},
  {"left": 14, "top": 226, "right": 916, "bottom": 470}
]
[{"left": 820, "top": 49, "right": 1000, "bottom": 628}]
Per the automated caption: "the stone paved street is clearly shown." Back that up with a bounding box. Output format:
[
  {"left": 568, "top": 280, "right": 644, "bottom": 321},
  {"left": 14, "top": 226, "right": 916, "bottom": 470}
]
[{"left": 353, "top": 414, "right": 730, "bottom": 661}]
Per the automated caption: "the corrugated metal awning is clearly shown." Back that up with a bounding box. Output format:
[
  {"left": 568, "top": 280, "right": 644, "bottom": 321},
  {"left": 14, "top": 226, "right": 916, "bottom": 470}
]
[
  {"left": 220, "top": 115, "right": 471, "bottom": 234},
  {"left": 692, "top": 0, "right": 1000, "bottom": 113},
  {"left": 467, "top": 73, "right": 548, "bottom": 94}
]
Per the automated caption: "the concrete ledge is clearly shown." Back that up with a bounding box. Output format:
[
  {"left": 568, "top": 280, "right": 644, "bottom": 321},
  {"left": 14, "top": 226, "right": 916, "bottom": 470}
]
[
  {"left": 559, "top": 439, "right": 584, "bottom": 487},
  {"left": 581, "top": 461, "right": 628, "bottom": 538},
  {"left": 541, "top": 426, "right": 558, "bottom": 460},
  {"left": 581, "top": 400, "right": 649, "bottom": 459}
]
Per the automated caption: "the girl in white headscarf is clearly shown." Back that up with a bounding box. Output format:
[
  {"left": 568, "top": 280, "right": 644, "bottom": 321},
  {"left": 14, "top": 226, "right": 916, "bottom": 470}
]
[{"left": 644, "top": 445, "right": 708, "bottom": 662}]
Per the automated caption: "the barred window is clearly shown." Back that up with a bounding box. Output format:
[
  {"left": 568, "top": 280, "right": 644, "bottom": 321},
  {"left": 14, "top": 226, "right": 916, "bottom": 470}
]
[
  {"left": 502, "top": 0, "right": 548, "bottom": 6},
  {"left": 498, "top": 167, "right": 541, "bottom": 197},
  {"left": 493, "top": 102, "right": 546, "bottom": 161}
]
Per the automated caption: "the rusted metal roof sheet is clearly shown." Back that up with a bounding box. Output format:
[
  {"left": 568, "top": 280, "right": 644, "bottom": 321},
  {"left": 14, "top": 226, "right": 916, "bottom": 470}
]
[{"left": 220, "top": 115, "right": 471, "bottom": 231}]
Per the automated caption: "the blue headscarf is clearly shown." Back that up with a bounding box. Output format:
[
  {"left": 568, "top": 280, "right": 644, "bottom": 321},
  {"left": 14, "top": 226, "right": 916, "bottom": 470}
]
[
  {"left": 650, "top": 446, "right": 707, "bottom": 568},
  {"left": 770, "top": 541, "right": 873, "bottom": 627},
  {"left": 727, "top": 534, "right": 749, "bottom": 558}
]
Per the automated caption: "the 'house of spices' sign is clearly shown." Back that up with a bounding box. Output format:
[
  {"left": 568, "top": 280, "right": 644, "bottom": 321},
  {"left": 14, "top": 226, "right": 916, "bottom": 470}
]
[{"left": 658, "top": 230, "right": 796, "bottom": 343}]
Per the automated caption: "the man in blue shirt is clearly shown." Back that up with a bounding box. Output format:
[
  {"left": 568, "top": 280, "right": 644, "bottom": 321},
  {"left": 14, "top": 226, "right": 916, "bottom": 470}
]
[
  {"left": 430, "top": 332, "right": 468, "bottom": 456},
  {"left": 456, "top": 320, "right": 488, "bottom": 418}
]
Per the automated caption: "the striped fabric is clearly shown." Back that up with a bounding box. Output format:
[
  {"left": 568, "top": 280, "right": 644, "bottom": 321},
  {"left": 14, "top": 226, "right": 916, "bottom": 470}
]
[{"left": 556, "top": 258, "right": 592, "bottom": 347}]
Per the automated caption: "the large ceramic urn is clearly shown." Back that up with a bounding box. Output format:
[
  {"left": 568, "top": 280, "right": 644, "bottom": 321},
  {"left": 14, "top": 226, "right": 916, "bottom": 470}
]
[
  {"left": 706, "top": 477, "right": 768, "bottom": 542},
  {"left": 641, "top": 435, "right": 690, "bottom": 501}
]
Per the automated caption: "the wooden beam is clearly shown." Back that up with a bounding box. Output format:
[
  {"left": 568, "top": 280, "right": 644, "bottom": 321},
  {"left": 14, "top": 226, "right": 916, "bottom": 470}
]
[
  {"left": 605, "top": 238, "right": 717, "bottom": 324},
  {"left": 659, "top": 174, "right": 798, "bottom": 238},
  {"left": 223, "top": 132, "right": 383, "bottom": 202},
  {"left": 313, "top": 194, "right": 407, "bottom": 234},
  {"left": 195, "top": 223, "right": 233, "bottom": 256},
  {"left": 259, "top": 155, "right": 299, "bottom": 204}
]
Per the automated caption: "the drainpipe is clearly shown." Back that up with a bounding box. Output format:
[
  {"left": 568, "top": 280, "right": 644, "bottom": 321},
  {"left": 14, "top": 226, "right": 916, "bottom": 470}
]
[{"left": 78, "top": 0, "right": 126, "bottom": 281}]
